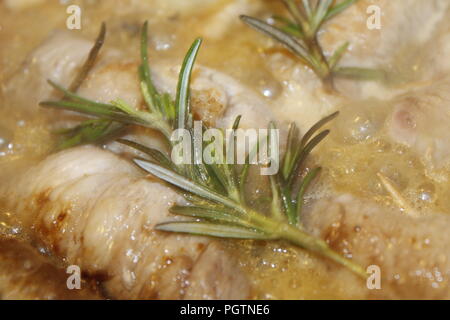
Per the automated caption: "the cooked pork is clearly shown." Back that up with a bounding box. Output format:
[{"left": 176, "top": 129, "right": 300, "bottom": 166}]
[
  {"left": 304, "top": 195, "right": 450, "bottom": 299},
  {"left": 4, "top": 31, "right": 95, "bottom": 111},
  {"left": 0, "top": 146, "right": 250, "bottom": 299},
  {"left": 321, "top": 0, "right": 449, "bottom": 69},
  {"left": 1, "top": 0, "right": 450, "bottom": 300},
  {"left": 5, "top": 30, "right": 274, "bottom": 130},
  {"left": 387, "top": 78, "right": 450, "bottom": 171}
]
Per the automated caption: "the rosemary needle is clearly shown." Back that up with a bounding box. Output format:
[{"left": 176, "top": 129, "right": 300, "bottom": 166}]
[
  {"left": 48, "top": 23, "right": 125, "bottom": 150},
  {"left": 68, "top": 22, "right": 106, "bottom": 93},
  {"left": 377, "top": 172, "right": 419, "bottom": 217},
  {"left": 40, "top": 22, "right": 366, "bottom": 278}
]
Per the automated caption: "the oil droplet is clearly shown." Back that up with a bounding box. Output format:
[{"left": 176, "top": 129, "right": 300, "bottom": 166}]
[{"left": 259, "top": 78, "right": 281, "bottom": 99}]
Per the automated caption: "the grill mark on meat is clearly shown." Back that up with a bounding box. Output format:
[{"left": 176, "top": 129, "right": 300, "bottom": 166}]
[
  {"left": 322, "top": 204, "right": 347, "bottom": 251},
  {"left": 82, "top": 270, "right": 111, "bottom": 283},
  {"left": 31, "top": 189, "right": 62, "bottom": 256},
  {"left": 29, "top": 188, "right": 75, "bottom": 257}
]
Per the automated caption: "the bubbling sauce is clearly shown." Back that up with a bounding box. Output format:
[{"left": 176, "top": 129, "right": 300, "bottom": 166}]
[{"left": 0, "top": 0, "right": 448, "bottom": 299}]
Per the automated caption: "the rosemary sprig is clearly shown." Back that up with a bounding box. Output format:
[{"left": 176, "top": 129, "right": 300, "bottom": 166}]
[
  {"left": 69, "top": 22, "right": 106, "bottom": 93},
  {"left": 55, "top": 119, "right": 125, "bottom": 150},
  {"left": 241, "top": 0, "right": 384, "bottom": 92},
  {"left": 39, "top": 22, "right": 366, "bottom": 278},
  {"left": 46, "top": 23, "right": 126, "bottom": 150}
]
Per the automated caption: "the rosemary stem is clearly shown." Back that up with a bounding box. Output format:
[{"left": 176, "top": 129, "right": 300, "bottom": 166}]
[
  {"left": 242, "top": 208, "right": 366, "bottom": 278},
  {"left": 280, "top": 224, "right": 367, "bottom": 278},
  {"left": 139, "top": 112, "right": 173, "bottom": 141},
  {"left": 321, "top": 75, "right": 336, "bottom": 93},
  {"left": 307, "top": 36, "right": 336, "bottom": 93}
]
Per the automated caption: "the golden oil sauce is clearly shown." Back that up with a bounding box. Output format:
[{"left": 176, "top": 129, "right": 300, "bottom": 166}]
[
  {"left": 0, "top": 0, "right": 448, "bottom": 300},
  {"left": 317, "top": 99, "right": 450, "bottom": 216}
]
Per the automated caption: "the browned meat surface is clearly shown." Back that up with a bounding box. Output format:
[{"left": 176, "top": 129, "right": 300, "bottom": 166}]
[
  {"left": 304, "top": 195, "right": 450, "bottom": 299},
  {"left": 1, "top": 0, "right": 450, "bottom": 300}
]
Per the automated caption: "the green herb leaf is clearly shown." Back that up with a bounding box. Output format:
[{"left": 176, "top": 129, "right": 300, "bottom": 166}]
[
  {"left": 155, "top": 221, "right": 270, "bottom": 239},
  {"left": 296, "top": 167, "right": 321, "bottom": 223},
  {"left": 169, "top": 205, "right": 245, "bottom": 226},
  {"left": 175, "top": 38, "right": 202, "bottom": 130},
  {"left": 269, "top": 174, "right": 284, "bottom": 221},
  {"left": 300, "top": 111, "right": 339, "bottom": 148},
  {"left": 242, "top": 0, "right": 382, "bottom": 92},
  {"left": 240, "top": 15, "right": 312, "bottom": 66},
  {"left": 40, "top": 22, "right": 366, "bottom": 278},
  {"left": 282, "top": 0, "right": 306, "bottom": 30},
  {"left": 287, "top": 129, "right": 329, "bottom": 186},
  {"left": 68, "top": 22, "right": 106, "bottom": 93},
  {"left": 139, "top": 21, "right": 158, "bottom": 112},
  {"left": 325, "top": 0, "right": 359, "bottom": 21},
  {"left": 57, "top": 119, "right": 125, "bottom": 150},
  {"left": 133, "top": 159, "right": 242, "bottom": 213},
  {"left": 334, "top": 66, "right": 387, "bottom": 81},
  {"left": 329, "top": 42, "right": 349, "bottom": 70},
  {"left": 281, "top": 122, "right": 300, "bottom": 180},
  {"left": 312, "top": 0, "right": 333, "bottom": 32},
  {"left": 117, "top": 139, "right": 174, "bottom": 170}
]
